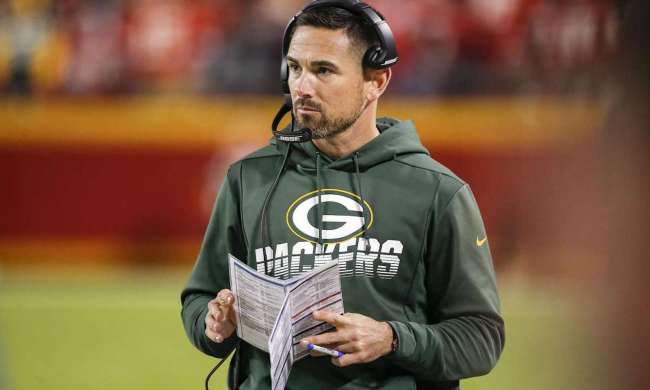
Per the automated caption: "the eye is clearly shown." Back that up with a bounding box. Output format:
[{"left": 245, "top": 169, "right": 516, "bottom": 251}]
[
  {"left": 288, "top": 63, "right": 301, "bottom": 75},
  {"left": 317, "top": 67, "right": 332, "bottom": 75}
]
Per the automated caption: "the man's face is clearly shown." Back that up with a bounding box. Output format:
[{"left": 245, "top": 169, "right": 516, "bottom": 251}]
[{"left": 287, "top": 26, "right": 368, "bottom": 139}]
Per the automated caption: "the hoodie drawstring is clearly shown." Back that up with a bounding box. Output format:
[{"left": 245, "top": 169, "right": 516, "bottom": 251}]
[
  {"left": 353, "top": 152, "right": 368, "bottom": 239},
  {"left": 315, "top": 152, "right": 323, "bottom": 245},
  {"left": 260, "top": 144, "right": 291, "bottom": 276}
]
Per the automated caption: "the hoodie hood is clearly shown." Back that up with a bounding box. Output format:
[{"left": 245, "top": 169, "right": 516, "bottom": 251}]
[{"left": 276, "top": 117, "right": 429, "bottom": 171}]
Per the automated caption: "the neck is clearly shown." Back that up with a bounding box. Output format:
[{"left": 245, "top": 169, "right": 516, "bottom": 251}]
[{"left": 312, "top": 103, "right": 379, "bottom": 159}]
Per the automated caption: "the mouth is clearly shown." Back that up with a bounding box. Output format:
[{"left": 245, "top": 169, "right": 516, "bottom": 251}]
[
  {"left": 295, "top": 99, "right": 321, "bottom": 114},
  {"left": 296, "top": 105, "right": 320, "bottom": 113},
  {"left": 297, "top": 107, "right": 320, "bottom": 114}
]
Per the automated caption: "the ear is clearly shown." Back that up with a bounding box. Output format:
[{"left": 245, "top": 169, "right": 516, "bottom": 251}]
[{"left": 364, "top": 68, "right": 391, "bottom": 102}]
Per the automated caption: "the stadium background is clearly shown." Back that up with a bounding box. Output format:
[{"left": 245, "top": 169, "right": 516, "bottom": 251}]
[{"left": 1, "top": 0, "right": 647, "bottom": 389}]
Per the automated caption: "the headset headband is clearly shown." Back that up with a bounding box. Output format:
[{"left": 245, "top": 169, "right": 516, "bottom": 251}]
[{"left": 280, "top": 0, "right": 399, "bottom": 94}]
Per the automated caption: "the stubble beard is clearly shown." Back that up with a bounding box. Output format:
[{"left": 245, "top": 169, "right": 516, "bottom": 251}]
[{"left": 294, "top": 94, "right": 367, "bottom": 140}]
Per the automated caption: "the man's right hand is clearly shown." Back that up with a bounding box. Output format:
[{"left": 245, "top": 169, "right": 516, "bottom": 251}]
[{"left": 205, "top": 289, "right": 237, "bottom": 343}]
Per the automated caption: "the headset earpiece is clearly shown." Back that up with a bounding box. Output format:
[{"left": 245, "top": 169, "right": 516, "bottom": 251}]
[
  {"left": 280, "top": 56, "right": 290, "bottom": 94},
  {"left": 363, "top": 45, "right": 386, "bottom": 69}
]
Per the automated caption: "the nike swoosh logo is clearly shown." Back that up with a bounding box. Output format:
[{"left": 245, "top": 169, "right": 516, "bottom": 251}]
[{"left": 476, "top": 236, "right": 487, "bottom": 247}]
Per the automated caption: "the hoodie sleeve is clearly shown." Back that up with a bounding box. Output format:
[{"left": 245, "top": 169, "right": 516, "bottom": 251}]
[
  {"left": 180, "top": 166, "right": 247, "bottom": 358},
  {"left": 387, "top": 184, "right": 505, "bottom": 380}
]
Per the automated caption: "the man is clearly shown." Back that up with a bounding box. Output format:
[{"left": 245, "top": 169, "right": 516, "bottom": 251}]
[{"left": 181, "top": 2, "right": 504, "bottom": 389}]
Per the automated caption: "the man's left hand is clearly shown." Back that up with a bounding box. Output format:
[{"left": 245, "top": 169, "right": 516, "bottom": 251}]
[{"left": 300, "top": 310, "right": 394, "bottom": 367}]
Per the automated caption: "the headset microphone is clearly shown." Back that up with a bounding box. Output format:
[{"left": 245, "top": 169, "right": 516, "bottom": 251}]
[{"left": 271, "top": 96, "right": 312, "bottom": 143}]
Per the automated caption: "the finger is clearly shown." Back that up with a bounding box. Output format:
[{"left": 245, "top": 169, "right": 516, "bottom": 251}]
[
  {"left": 205, "top": 319, "right": 235, "bottom": 343},
  {"left": 207, "top": 303, "right": 237, "bottom": 331},
  {"left": 212, "top": 293, "right": 236, "bottom": 323},
  {"left": 207, "top": 300, "right": 221, "bottom": 318},
  {"left": 217, "top": 302, "right": 238, "bottom": 325},
  {"left": 332, "top": 341, "right": 356, "bottom": 354},
  {"left": 205, "top": 325, "right": 224, "bottom": 343},
  {"left": 312, "top": 310, "right": 347, "bottom": 326},
  {"left": 207, "top": 316, "right": 234, "bottom": 334},
  {"left": 214, "top": 306, "right": 227, "bottom": 322},
  {"left": 214, "top": 320, "right": 236, "bottom": 337},
  {"left": 216, "top": 289, "right": 235, "bottom": 306},
  {"left": 208, "top": 303, "right": 228, "bottom": 323},
  {"left": 206, "top": 313, "right": 218, "bottom": 332},
  {"left": 206, "top": 303, "right": 235, "bottom": 331},
  {"left": 206, "top": 298, "right": 226, "bottom": 320},
  {"left": 302, "top": 330, "right": 347, "bottom": 347},
  {"left": 331, "top": 351, "right": 365, "bottom": 367}
]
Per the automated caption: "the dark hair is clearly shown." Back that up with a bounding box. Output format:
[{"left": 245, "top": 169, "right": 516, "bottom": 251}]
[{"left": 289, "top": 6, "right": 379, "bottom": 57}]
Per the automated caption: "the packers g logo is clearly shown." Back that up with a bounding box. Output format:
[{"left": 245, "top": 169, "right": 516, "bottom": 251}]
[{"left": 286, "top": 189, "right": 373, "bottom": 244}]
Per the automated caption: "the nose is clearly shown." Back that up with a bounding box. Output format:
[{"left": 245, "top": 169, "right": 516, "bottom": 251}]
[{"left": 293, "top": 71, "right": 315, "bottom": 99}]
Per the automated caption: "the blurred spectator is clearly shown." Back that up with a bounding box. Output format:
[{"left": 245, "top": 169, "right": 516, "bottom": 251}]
[
  {"left": 65, "top": 0, "right": 125, "bottom": 94},
  {"left": 199, "top": 0, "right": 282, "bottom": 93},
  {"left": 507, "top": 0, "right": 618, "bottom": 95},
  {"left": 443, "top": 0, "right": 506, "bottom": 95},
  {"left": 370, "top": 0, "right": 457, "bottom": 95},
  {"left": 122, "top": 0, "right": 232, "bottom": 93},
  {"left": 1, "top": 0, "right": 71, "bottom": 95},
  {"left": 0, "top": 0, "right": 620, "bottom": 96}
]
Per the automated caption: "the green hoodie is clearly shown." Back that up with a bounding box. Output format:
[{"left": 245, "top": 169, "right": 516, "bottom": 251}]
[{"left": 181, "top": 118, "right": 504, "bottom": 390}]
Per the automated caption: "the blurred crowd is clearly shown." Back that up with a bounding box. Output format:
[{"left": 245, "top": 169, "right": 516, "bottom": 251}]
[{"left": 0, "top": 0, "right": 619, "bottom": 96}]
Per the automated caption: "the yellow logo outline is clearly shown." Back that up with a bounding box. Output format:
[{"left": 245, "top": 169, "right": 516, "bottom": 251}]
[{"left": 476, "top": 236, "right": 488, "bottom": 247}]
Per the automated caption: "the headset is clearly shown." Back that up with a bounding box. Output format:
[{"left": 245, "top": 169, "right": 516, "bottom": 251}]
[{"left": 271, "top": 0, "right": 399, "bottom": 143}]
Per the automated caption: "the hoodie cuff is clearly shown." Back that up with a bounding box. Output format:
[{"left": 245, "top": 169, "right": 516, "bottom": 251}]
[{"left": 386, "top": 320, "right": 415, "bottom": 361}]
